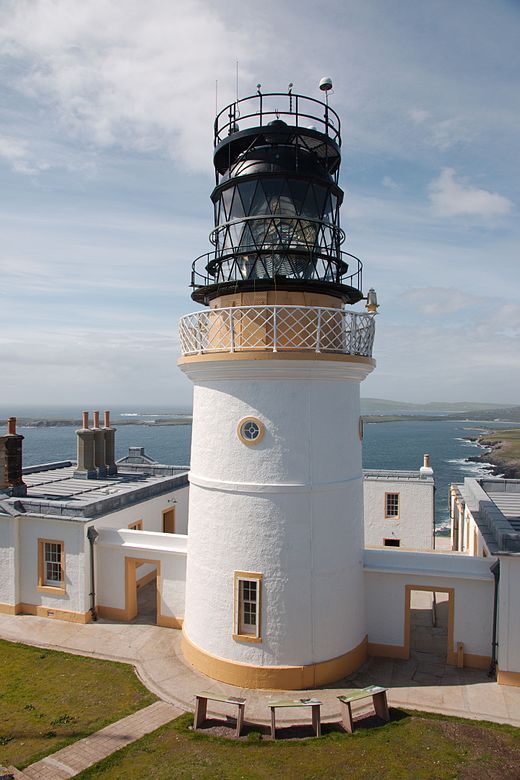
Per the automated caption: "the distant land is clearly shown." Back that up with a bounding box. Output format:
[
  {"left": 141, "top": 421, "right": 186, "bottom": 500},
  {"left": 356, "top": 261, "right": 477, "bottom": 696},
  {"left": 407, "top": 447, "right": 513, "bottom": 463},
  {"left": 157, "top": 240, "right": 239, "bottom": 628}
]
[
  {"left": 1, "top": 399, "right": 519, "bottom": 428},
  {"left": 467, "top": 428, "right": 520, "bottom": 480},
  {"left": 360, "top": 398, "right": 519, "bottom": 414}
]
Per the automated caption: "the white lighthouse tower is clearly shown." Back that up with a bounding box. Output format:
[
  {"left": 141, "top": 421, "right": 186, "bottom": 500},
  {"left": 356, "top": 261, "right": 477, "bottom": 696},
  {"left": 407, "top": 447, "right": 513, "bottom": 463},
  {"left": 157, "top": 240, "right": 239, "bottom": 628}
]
[{"left": 179, "top": 85, "right": 376, "bottom": 689}]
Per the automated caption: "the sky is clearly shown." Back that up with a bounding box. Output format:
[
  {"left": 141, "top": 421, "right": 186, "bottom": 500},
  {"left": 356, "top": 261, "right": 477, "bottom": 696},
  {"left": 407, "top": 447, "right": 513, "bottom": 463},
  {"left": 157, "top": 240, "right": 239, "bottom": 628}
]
[{"left": 0, "top": 0, "right": 519, "bottom": 408}]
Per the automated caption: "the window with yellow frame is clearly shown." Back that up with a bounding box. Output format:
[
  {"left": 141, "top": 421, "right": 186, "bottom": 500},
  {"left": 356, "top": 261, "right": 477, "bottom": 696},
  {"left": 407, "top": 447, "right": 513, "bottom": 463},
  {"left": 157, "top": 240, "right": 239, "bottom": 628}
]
[
  {"left": 233, "top": 571, "right": 262, "bottom": 642},
  {"left": 38, "top": 539, "right": 65, "bottom": 593}
]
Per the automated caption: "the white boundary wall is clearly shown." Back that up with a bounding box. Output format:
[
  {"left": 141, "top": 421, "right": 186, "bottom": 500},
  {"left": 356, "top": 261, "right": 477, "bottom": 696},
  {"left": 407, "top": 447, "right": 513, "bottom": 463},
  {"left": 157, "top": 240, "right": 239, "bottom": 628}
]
[
  {"left": 364, "top": 549, "right": 494, "bottom": 657},
  {"left": 96, "top": 528, "right": 187, "bottom": 621}
]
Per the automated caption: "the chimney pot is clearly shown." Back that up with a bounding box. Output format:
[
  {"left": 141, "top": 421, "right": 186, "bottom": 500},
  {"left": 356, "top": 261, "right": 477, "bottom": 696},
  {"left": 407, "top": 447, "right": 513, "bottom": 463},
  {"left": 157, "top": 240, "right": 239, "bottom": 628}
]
[
  {"left": 93, "top": 410, "right": 100, "bottom": 429},
  {"left": 104, "top": 410, "right": 110, "bottom": 428},
  {"left": 82, "top": 411, "right": 89, "bottom": 430},
  {"left": 423, "top": 453, "right": 430, "bottom": 468},
  {"left": 7, "top": 417, "right": 16, "bottom": 435}
]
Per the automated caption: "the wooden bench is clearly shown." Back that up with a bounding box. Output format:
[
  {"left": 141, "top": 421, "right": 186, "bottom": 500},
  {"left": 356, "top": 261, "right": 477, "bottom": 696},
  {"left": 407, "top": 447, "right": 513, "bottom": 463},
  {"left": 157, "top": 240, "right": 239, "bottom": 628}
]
[
  {"left": 194, "top": 691, "right": 246, "bottom": 737},
  {"left": 268, "top": 698, "right": 322, "bottom": 739},
  {"left": 337, "top": 685, "right": 390, "bottom": 733}
]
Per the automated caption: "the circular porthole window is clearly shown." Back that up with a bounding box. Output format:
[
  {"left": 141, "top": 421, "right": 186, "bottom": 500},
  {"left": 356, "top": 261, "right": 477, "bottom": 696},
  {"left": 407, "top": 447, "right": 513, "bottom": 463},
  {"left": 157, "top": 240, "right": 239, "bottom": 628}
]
[{"left": 237, "top": 417, "right": 265, "bottom": 446}]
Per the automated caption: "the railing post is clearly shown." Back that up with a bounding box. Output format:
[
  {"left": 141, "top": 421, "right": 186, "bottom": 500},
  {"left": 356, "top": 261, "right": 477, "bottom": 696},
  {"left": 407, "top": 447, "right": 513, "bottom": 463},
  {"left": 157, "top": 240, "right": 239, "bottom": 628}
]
[
  {"left": 229, "top": 308, "right": 235, "bottom": 353},
  {"left": 316, "top": 307, "right": 322, "bottom": 353},
  {"left": 273, "top": 306, "right": 278, "bottom": 352},
  {"left": 197, "top": 315, "right": 203, "bottom": 355},
  {"left": 351, "top": 313, "right": 357, "bottom": 355}
]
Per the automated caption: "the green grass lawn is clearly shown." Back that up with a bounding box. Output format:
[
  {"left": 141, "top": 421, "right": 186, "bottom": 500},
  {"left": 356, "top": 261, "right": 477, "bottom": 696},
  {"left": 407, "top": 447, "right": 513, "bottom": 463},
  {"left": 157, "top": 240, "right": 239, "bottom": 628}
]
[
  {"left": 77, "top": 711, "right": 520, "bottom": 780},
  {"left": 0, "top": 638, "right": 156, "bottom": 769}
]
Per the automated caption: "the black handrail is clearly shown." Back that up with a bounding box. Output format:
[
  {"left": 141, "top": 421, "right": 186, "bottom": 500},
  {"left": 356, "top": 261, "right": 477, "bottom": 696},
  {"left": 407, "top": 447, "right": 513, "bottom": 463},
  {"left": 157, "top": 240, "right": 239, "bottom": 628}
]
[
  {"left": 190, "top": 249, "right": 362, "bottom": 291},
  {"left": 214, "top": 92, "right": 341, "bottom": 147}
]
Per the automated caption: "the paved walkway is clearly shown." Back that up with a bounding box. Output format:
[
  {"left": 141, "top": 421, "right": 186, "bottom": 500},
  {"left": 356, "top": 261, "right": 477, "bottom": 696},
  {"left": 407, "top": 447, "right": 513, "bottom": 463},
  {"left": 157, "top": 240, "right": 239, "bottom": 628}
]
[
  {"left": 7, "top": 701, "right": 180, "bottom": 779},
  {"left": 1, "top": 613, "right": 519, "bottom": 730}
]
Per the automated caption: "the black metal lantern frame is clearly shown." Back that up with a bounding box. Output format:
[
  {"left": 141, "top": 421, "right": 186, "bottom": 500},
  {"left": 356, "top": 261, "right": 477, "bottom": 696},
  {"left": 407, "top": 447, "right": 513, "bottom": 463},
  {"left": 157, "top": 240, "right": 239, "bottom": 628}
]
[{"left": 191, "top": 90, "right": 364, "bottom": 305}]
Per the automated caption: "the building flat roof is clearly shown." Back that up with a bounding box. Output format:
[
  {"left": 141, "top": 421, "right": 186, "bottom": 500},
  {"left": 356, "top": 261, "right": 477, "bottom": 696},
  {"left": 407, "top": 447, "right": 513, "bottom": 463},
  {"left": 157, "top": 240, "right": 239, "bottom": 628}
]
[
  {"left": 0, "top": 462, "right": 188, "bottom": 521},
  {"left": 458, "top": 478, "right": 520, "bottom": 554},
  {"left": 363, "top": 469, "right": 433, "bottom": 483}
]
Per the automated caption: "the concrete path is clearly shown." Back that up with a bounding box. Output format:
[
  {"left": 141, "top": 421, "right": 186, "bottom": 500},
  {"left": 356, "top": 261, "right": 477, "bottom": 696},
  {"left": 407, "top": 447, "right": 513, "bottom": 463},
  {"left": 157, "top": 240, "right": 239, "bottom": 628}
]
[
  {"left": 8, "top": 701, "right": 179, "bottom": 779},
  {"left": 1, "top": 613, "right": 519, "bottom": 730}
]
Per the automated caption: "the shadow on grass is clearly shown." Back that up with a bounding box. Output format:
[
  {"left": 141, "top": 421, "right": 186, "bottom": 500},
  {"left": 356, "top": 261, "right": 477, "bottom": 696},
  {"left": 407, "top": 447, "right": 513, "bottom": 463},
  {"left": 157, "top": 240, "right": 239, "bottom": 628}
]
[{"left": 175, "top": 707, "right": 412, "bottom": 742}]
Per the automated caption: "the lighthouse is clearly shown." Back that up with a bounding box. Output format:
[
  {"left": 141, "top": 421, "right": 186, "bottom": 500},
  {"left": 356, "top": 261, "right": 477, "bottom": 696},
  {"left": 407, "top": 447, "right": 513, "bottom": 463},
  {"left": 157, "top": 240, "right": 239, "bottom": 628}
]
[{"left": 178, "top": 85, "right": 376, "bottom": 689}]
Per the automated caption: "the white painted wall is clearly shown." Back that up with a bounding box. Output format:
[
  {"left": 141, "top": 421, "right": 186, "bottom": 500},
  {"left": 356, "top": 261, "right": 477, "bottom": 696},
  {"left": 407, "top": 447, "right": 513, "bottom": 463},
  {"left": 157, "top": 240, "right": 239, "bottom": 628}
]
[
  {"left": 364, "top": 477, "right": 434, "bottom": 550},
  {"left": 498, "top": 557, "right": 520, "bottom": 675},
  {"left": 17, "top": 515, "right": 88, "bottom": 613},
  {"left": 96, "top": 528, "right": 187, "bottom": 620},
  {"left": 91, "top": 485, "right": 189, "bottom": 534},
  {"left": 0, "top": 515, "right": 19, "bottom": 605},
  {"left": 364, "top": 549, "right": 494, "bottom": 656},
  {"left": 181, "top": 357, "right": 373, "bottom": 668}
]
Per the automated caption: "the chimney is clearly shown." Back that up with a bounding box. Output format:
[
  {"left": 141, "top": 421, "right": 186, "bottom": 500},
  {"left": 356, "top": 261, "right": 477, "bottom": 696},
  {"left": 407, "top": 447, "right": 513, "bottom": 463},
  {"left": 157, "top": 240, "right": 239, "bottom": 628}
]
[
  {"left": 0, "top": 417, "right": 27, "bottom": 496},
  {"left": 420, "top": 452, "right": 434, "bottom": 478},
  {"left": 74, "top": 411, "right": 97, "bottom": 479},
  {"left": 103, "top": 410, "right": 118, "bottom": 476},
  {"left": 92, "top": 410, "right": 107, "bottom": 478}
]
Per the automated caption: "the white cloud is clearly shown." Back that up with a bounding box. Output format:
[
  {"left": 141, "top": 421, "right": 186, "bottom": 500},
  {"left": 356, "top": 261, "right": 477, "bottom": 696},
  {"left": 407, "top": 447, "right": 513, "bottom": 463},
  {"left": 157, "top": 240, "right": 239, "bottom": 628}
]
[
  {"left": 409, "top": 108, "right": 430, "bottom": 124},
  {"left": 428, "top": 168, "right": 513, "bottom": 218},
  {"left": 0, "top": 136, "right": 49, "bottom": 174},
  {"left": 400, "top": 287, "right": 476, "bottom": 316},
  {"left": 382, "top": 176, "right": 400, "bottom": 190},
  {"left": 0, "top": 0, "right": 258, "bottom": 172}
]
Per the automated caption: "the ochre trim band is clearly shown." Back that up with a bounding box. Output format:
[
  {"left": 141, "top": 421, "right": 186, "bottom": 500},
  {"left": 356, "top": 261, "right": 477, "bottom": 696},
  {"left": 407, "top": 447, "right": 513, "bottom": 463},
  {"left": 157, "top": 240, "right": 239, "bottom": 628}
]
[
  {"left": 181, "top": 629, "right": 367, "bottom": 689},
  {"left": 497, "top": 669, "right": 520, "bottom": 687},
  {"left": 367, "top": 641, "right": 490, "bottom": 671},
  {"left": 178, "top": 351, "right": 375, "bottom": 366},
  {"left": 0, "top": 602, "right": 91, "bottom": 623}
]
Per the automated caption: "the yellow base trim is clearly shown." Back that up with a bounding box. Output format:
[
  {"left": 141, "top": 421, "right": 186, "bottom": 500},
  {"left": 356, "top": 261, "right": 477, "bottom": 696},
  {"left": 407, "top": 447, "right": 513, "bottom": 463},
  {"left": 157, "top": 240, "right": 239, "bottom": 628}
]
[
  {"left": 97, "top": 604, "right": 131, "bottom": 621},
  {"left": 136, "top": 569, "right": 157, "bottom": 589},
  {"left": 368, "top": 642, "right": 408, "bottom": 660},
  {"left": 0, "top": 602, "right": 22, "bottom": 616},
  {"left": 17, "top": 603, "right": 91, "bottom": 623},
  {"left": 462, "top": 653, "right": 491, "bottom": 670},
  {"left": 97, "top": 604, "right": 182, "bottom": 629},
  {"left": 367, "top": 642, "right": 491, "bottom": 671},
  {"left": 181, "top": 629, "right": 367, "bottom": 690},
  {"left": 497, "top": 670, "right": 520, "bottom": 687},
  {"left": 178, "top": 352, "right": 375, "bottom": 367},
  {"left": 157, "top": 615, "right": 183, "bottom": 629}
]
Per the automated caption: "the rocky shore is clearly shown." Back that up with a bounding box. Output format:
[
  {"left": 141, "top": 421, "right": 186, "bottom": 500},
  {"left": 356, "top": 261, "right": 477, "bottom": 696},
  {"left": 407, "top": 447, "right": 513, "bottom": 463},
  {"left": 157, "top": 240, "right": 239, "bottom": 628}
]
[{"left": 467, "top": 429, "right": 520, "bottom": 479}]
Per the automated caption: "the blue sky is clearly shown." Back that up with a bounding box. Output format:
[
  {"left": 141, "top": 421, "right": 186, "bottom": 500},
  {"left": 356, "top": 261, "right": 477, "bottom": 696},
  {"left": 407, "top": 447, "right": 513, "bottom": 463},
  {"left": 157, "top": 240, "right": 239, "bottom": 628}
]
[{"left": 0, "top": 0, "right": 518, "bottom": 407}]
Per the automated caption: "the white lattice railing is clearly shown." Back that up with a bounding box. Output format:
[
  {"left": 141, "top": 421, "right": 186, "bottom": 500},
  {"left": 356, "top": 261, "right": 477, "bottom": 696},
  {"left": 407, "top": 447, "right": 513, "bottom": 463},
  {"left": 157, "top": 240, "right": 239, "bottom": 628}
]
[{"left": 179, "top": 306, "right": 375, "bottom": 357}]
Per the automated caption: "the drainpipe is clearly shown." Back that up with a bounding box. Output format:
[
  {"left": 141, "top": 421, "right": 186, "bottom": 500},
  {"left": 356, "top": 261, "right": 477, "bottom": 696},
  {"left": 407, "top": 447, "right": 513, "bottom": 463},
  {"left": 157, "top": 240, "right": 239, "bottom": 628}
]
[
  {"left": 87, "top": 526, "right": 99, "bottom": 622},
  {"left": 488, "top": 559, "right": 500, "bottom": 678}
]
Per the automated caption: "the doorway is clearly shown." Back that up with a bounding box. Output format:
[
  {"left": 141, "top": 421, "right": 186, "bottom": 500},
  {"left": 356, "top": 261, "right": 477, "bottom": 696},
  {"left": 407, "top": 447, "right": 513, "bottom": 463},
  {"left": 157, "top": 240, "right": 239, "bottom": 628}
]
[
  {"left": 405, "top": 586, "right": 453, "bottom": 665},
  {"left": 125, "top": 557, "right": 161, "bottom": 624}
]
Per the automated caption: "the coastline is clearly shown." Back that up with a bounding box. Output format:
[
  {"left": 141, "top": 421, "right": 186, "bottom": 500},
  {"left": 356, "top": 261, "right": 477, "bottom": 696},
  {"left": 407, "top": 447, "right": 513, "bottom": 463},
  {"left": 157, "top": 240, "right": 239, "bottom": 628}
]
[
  {"left": 0, "top": 417, "right": 193, "bottom": 428},
  {"left": 467, "top": 429, "right": 520, "bottom": 479}
]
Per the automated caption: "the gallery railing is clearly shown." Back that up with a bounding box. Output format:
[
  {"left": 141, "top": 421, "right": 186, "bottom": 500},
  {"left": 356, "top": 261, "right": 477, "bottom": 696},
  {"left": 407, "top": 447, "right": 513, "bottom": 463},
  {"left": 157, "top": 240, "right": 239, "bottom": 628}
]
[{"left": 179, "top": 306, "right": 375, "bottom": 357}]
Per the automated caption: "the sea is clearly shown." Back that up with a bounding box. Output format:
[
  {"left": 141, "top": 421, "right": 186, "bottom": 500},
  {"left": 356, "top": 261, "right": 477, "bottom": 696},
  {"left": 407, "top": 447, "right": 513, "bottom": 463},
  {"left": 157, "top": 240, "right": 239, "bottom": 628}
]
[{"left": 3, "top": 405, "right": 518, "bottom": 533}]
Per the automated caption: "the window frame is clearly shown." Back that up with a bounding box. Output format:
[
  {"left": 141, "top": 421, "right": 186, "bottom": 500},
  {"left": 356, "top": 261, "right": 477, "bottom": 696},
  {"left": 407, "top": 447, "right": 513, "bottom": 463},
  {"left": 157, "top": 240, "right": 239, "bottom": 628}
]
[
  {"left": 385, "top": 491, "right": 400, "bottom": 519},
  {"left": 37, "top": 539, "right": 65, "bottom": 594},
  {"left": 233, "top": 571, "right": 262, "bottom": 643},
  {"left": 128, "top": 520, "right": 143, "bottom": 531},
  {"left": 237, "top": 417, "right": 265, "bottom": 446}
]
